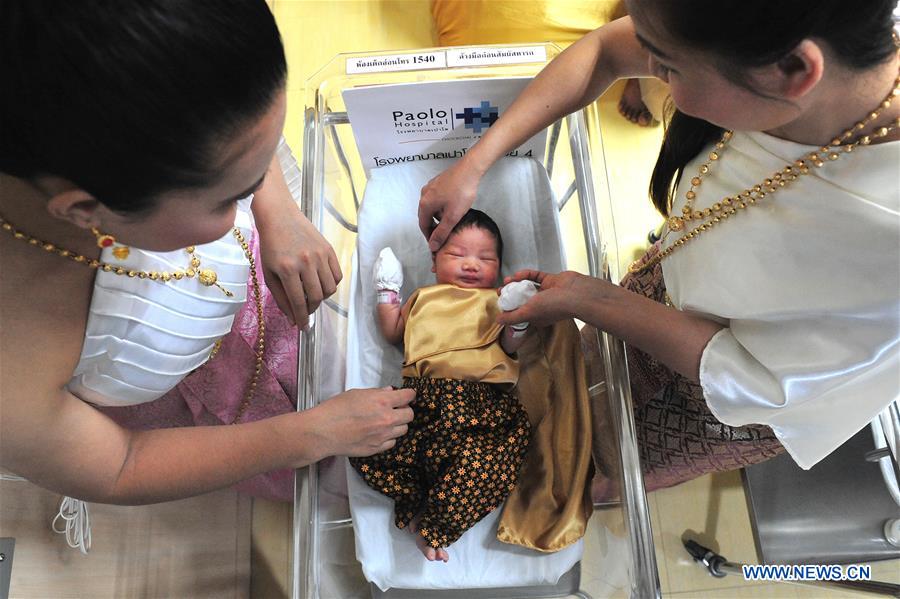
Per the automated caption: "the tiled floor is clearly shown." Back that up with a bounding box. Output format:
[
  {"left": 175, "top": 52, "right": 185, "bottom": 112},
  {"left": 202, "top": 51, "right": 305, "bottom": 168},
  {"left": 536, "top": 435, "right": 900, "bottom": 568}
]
[
  {"left": 631, "top": 469, "right": 898, "bottom": 599},
  {"left": 112, "top": 467, "right": 893, "bottom": 599},
  {"left": 1, "top": 481, "right": 252, "bottom": 598},
  {"left": 251, "top": 497, "right": 294, "bottom": 598}
]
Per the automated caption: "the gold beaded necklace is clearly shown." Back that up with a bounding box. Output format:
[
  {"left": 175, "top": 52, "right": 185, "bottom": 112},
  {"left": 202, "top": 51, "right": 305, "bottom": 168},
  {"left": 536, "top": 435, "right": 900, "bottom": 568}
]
[
  {"left": 0, "top": 217, "right": 265, "bottom": 424},
  {"left": 630, "top": 71, "right": 900, "bottom": 274},
  {"left": 88, "top": 225, "right": 234, "bottom": 297}
]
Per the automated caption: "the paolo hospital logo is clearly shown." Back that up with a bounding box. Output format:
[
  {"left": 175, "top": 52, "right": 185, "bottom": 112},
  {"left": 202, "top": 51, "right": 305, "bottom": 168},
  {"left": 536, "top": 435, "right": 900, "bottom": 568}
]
[
  {"left": 455, "top": 101, "right": 499, "bottom": 133},
  {"left": 391, "top": 100, "right": 500, "bottom": 135}
]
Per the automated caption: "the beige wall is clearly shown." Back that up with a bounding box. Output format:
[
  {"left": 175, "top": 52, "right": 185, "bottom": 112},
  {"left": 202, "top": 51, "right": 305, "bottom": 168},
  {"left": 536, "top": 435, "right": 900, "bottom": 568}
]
[{"left": 270, "top": 0, "right": 663, "bottom": 272}]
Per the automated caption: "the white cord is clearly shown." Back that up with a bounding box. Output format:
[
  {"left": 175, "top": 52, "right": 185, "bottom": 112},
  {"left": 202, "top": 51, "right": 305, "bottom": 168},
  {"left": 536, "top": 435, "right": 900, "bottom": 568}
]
[
  {"left": 1, "top": 477, "right": 93, "bottom": 554},
  {"left": 52, "top": 496, "right": 92, "bottom": 554}
]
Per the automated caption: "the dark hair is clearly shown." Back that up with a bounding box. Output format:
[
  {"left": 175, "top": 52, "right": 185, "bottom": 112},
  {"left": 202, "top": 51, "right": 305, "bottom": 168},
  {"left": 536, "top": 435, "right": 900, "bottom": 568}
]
[
  {"left": 448, "top": 208, "right": 504, "bottom": 263},
  {"left": 642, "top": 0, "right": 898, "bottom": 216},
  {"left": 0, "top": 0, "right": 287, "bottom": 213}
]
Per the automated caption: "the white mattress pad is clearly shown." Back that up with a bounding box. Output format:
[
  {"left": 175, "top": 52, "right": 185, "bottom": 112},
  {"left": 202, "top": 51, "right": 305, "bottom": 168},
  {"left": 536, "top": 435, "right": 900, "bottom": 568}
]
[{"left": 345, "top": 157, "right": 581, "bottom": 591}]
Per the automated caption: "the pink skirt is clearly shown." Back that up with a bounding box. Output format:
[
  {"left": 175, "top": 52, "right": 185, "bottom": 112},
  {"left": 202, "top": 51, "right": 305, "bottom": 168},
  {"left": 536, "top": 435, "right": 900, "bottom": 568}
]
[
  {"left": 621, "top": 243, "right": 783, "bottom": 492},
  {"left": 99, "top": 231, "right": 298, "bottom": 501}
]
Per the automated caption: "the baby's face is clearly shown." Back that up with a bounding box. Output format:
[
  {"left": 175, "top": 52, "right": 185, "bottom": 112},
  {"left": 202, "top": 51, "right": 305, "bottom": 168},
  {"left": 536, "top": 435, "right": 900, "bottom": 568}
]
[{"left": 432, "top": 226, "right": 500, "bottom": 289}]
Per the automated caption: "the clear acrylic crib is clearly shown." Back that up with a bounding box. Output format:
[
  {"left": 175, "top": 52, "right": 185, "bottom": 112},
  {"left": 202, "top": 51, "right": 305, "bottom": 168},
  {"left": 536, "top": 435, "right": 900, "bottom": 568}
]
[{"left": 293, "top": 44, "right": 661, "bottom": 599}]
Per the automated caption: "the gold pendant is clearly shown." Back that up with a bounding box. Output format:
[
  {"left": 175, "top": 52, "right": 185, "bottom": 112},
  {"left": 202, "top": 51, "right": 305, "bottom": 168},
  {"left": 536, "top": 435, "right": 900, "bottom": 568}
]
[
  {"left": 111, "top": 245, "right": 130, "bottom": 260},
  {"left": 198, "top": 268, "right": 218, "bottom": 287},
  {"left": 667, "top": 216, "right": 684, "bottom": 232}
]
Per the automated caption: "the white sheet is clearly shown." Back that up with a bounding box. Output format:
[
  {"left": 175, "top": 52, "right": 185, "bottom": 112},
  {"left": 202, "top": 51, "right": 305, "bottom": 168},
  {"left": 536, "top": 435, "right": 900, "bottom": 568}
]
[{"left": 345, "top": 157, "right": 581, "bottom": 591}]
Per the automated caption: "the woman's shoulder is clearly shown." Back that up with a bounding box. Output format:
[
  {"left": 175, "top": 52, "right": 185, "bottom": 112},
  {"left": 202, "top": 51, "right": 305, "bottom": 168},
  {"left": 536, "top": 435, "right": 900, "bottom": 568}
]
[
  {"left": 725, "top": 130, "right": 899, "bottom": 208},
  {"left": 739, "top": 129, "right": 900, "bottom": 163},
  {"left": 1, "top": 241, "right": 93, "bottom": 396}
]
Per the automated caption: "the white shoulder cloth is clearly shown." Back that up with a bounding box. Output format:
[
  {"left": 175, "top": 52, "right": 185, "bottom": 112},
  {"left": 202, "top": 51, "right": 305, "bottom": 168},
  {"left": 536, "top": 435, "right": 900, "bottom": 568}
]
[
  {"left": 67, "top": 137, "right": 300, "bottom": 407},
  {"left": 663, "top": 131, "right": 899, "bottom": 469}
]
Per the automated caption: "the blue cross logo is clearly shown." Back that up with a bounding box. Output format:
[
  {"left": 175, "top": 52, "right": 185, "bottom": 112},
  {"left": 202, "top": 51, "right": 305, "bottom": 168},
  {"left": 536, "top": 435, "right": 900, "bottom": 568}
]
[{"left": 455, "top": 101, "right": 499, "bottom": 134}]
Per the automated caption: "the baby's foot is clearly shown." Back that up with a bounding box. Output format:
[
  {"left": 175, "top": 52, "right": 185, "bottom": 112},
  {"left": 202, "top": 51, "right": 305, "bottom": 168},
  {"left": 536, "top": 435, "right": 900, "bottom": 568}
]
[
  {"left": 413, "top": 533, "right": 450, "bottom": 562},
  {"left": 409, "top": 517, "right": 450, "bottom": 562},
  {"left": 618, "top": 78, "right": 654, "bottom": 127}
]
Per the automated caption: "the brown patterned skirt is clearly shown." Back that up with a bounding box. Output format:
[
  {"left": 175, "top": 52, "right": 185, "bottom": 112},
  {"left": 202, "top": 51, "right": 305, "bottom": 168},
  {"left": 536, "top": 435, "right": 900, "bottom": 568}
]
[
  {"left": 597, "top": 243, "right": 784, "bottom": 494},
  {"left": 349, "top": 376, "right": 530, "bottom": 548}
]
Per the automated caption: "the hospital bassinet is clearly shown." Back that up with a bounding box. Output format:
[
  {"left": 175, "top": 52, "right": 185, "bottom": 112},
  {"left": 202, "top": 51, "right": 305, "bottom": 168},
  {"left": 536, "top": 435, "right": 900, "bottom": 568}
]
[{"left": 293, "top": 44, "right": 661, "bottom": 599}]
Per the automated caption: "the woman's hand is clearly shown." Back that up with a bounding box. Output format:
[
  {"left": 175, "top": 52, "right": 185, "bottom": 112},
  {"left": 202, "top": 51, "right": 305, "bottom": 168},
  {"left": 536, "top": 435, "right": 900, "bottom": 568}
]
[
  {"left": 257, "top": 207, "right": 341, "bottom": 328},
  {"left": 419, "top": 158, "right": 483, "bottom": 251},
  {"left": 496, "top": 269, "right": 607, "bottom": 327},
  {"left": 253, "top": 157, "right": 342, "bottom": 329},
  {"left": 310, "top": 387, "right": 416, "bottom": 457}
]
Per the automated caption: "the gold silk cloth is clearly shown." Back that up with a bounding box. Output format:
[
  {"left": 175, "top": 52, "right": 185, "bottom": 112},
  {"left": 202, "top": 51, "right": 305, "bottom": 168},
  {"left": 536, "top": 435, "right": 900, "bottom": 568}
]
[
  {"left": 402, "top": 285, "right": 518, "bottom": 386},
  {"left": 497, "top": 319, "right": 594, "bottom": 552},
  {"left": 401, "top": 284, "right": 593, "bottom": 551}
]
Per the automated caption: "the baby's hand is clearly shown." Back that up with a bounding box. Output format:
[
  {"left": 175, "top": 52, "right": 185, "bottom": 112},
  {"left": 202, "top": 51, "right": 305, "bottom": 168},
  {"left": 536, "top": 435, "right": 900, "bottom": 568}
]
[
  {"left": 498, "top": 270, "right": 591, "bottom": 328},
  {"left": 498, "top": 280, "right": 539, "bottom": 336},
  {"left": 498, "top": 280, "right": 539, "bottom": 311},
  {"left": 374, "top": 247, "right": 403, "bottom": 304}
]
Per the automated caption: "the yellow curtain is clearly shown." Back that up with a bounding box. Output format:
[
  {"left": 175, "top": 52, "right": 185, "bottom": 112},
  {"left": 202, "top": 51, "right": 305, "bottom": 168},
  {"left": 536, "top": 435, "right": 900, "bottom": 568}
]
[{"left": 432, "top": 0, "right": 623, "bottom": 48}]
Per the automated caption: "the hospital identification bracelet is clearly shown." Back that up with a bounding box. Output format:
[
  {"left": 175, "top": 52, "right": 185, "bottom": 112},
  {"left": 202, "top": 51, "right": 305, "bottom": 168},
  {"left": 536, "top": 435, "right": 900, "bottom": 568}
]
[{"left": 377, "top": 290, "right": 400, "bottom": 304}]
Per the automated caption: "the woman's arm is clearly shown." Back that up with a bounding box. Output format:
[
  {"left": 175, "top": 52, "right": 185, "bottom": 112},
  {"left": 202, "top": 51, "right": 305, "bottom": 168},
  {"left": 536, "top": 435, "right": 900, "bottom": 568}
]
[
  {"left": 0, "top": 335, "right": 413, "bottom": 505},
  {"left": 573, "top": 279, "right": 723, "bottom": 381},
  {"left": 497, "top": 271, "right": 722, "bottom": 381},
  {"left": 420, "top": 16, "right": 652, "bottom": 250},
  {"left": 252, "top": 153, "right": 342, "bottom": 328},
  {"left": 459, "top": 17, "right": 650, "bottom": 175},
  {"left": 1, "top": 386, "right": 413, "bottom": 505}
]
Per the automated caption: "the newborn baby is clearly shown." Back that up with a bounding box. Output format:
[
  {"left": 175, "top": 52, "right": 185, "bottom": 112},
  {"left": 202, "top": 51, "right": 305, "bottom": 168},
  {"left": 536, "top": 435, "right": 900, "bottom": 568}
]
[{"left": 350, "top": 209, "right": 536, "bottom": 562}]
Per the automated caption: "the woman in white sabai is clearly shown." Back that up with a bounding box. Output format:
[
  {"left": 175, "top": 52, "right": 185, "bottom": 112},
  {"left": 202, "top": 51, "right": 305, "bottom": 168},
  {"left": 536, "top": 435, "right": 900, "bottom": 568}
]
[
  {"left": 0, "top": 0, "right": 413, "bottom": 505},
  {"left": 419, "top": 0, "right": 900, "bottom": 492}
]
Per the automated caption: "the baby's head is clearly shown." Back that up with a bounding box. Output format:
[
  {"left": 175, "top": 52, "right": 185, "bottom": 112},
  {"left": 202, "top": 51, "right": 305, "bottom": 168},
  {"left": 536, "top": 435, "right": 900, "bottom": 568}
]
[{"left": 432, "top": 209, "right": 503, "bottom": 289}]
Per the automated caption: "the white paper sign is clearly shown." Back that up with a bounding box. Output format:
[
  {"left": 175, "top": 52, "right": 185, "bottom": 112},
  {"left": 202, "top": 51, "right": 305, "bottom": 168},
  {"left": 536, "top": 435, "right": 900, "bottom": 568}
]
[
  {"left": 346, "top": 52, "right": 446, "bottom": 74},
  {"left": 446, "top": 46, "right": 547, "bottom": 68},
  {"left": 342, "top": 78, "right": 547, "bottom": 175}
]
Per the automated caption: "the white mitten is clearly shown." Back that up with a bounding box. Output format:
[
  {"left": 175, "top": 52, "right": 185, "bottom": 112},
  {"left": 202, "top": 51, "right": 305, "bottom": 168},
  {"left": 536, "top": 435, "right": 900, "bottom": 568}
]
[
  {"left": 498, "top": 280, "right": 539, "bottom": 336},
  {"left": 374, "top": 247, "right": 403, "bottom": 304}
]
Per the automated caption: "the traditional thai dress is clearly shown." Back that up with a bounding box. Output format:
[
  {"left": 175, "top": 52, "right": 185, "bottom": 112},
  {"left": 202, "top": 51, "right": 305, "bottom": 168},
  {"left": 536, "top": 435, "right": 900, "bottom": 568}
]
[
  {"left": 68, "top": 138, "right": 301, "bottom": 501},
  {"left": 619, "top": 131, "right": 899, "bottom": 491},
  {"left": 350, "top": 285, "right": 531, "bottom": 549}
]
